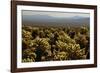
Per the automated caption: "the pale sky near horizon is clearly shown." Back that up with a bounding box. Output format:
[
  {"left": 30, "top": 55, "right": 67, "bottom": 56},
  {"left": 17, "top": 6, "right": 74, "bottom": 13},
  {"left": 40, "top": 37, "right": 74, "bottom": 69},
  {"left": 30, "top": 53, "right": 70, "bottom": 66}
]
[{"left": 22, "top": 10, "right": 90, "bottom": 18}]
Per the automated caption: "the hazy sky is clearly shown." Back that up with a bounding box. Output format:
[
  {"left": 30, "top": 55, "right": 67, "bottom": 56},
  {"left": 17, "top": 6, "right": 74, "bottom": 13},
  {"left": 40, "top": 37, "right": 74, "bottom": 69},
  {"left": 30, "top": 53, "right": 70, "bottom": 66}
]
[{"left": 22, "top": 10, "right": 90, "bottom": 18}]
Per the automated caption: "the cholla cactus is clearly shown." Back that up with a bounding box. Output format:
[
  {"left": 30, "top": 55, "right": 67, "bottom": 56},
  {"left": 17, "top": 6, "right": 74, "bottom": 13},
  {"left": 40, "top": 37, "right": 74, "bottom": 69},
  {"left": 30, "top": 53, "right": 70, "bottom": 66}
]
[
  {"left": 22, "top": 29, "right": 32, "bottom": 39},
  {"left": 80, "top": 26, "right": 89, "bottom": 35},
  {"left": 33, "top": 38, "right": 51, "bottom": 51},
  {"left": 22, "top": 58, "right": 34, "bottom": 62},
  {"left": 57, "top": 31, "right": 76, "bottom": 44},
  {"left": 66, "top": 43, "right": 86, "bottom": 59},
  {"left": 22, "top": 49, "right": 37, "bottom": 62},
  {"left": 56, "top": 40, "right": 86, "bottom": 60},
  {"left": 54, "top": 51, "right": 69, "bottom": 60},
  {"left": 56, "top": 40, "right": 68, "bottom": 51},
  {"left": 22, "top": 25, "right": 33, "bottom": 32}
]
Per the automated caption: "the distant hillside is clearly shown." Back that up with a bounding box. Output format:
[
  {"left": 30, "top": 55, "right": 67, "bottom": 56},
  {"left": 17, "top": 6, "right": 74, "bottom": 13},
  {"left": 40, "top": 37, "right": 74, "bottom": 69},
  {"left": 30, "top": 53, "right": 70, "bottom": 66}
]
[{"left": 22, "top": 14, "right": 90, "bottom": 27}]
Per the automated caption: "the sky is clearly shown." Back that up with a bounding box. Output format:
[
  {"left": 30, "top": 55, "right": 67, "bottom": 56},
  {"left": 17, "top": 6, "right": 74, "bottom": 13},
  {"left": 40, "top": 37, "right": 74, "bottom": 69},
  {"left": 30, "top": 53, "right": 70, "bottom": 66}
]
[{"left": 22, "top": 10, "right": 90, "bottom": 18}]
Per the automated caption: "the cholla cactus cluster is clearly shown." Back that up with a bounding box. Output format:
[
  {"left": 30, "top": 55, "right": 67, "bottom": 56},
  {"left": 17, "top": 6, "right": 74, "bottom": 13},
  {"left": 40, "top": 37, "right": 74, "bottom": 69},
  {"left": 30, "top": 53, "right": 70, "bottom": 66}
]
[{"left": 22, "top": 25, "right": 89, "bottom": 62}]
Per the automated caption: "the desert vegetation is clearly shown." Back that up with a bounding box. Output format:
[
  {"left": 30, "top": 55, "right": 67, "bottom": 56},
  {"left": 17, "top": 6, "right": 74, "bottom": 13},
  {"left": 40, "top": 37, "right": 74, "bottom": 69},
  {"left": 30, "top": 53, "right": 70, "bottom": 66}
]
[{"left": 22, "top": 25, "right": 90, "bottom": 62}]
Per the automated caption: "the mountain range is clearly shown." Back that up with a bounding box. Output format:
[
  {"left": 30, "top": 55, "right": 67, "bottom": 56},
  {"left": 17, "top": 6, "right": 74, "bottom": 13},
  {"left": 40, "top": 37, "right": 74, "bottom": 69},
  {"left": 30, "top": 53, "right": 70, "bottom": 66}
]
[{"left": 22, "top": 14, "right": 90, "bottom": 27}]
